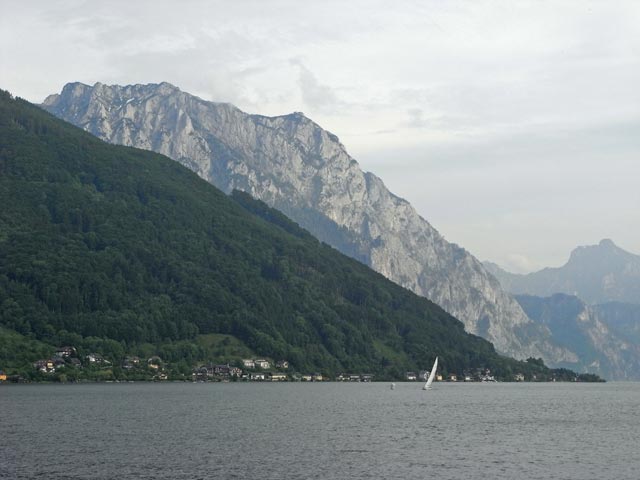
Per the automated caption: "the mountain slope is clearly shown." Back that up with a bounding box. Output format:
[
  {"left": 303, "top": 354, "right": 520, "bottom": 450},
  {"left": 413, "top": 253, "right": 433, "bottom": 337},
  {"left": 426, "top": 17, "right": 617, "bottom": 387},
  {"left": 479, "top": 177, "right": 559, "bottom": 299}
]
[
  {"left": 515, "top": 294, "right": 640, "bottom": 380},
  {"left": 485, "top": 239, "right": 640, "bottom": 304},
  {"left": 593, "top": 302, "right": 640, "bottom": 345},
  {"left": 41, "top": 81, "right": 571, "bottom": 363},
  {"left": 1, "top": 89, "right": 556, "bottom": 378}
]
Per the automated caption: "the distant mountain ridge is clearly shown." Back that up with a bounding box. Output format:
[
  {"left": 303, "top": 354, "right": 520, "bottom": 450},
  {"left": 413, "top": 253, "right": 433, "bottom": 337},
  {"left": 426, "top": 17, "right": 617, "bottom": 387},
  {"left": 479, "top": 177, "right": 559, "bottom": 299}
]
[
  {"left": 515, "top": 294, "right": 640, "bottom": 380},
  {"left": 485, "top": 239, "right": 640, "bottom": 305},
  {"left": 41, "top": 81, "right": 572, "bottom": 363}
]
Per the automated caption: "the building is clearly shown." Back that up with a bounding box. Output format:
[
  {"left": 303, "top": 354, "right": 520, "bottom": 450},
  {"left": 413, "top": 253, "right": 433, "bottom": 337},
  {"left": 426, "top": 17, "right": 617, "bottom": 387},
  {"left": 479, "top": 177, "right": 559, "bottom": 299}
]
[
  {"left": 193, "top": 367, "right": 208, "bottom": 381},
  {"left": 122, "top": 356, "right": 141, "bottom": 369},
  {"left": 405, "top": 372, "right": 417, "bottom": 381},
  {"left": 33, "top": 359, "right": 56, "bottom": 373},
  {"left": 55, "top": 346, "right": 76, "bottom": 358},
  {"left": 213, "top": 364, "right": 231, "bottom": 376},
  {"left": 242, "top": 359, "right": 255, "bottom": 369},
  {"left": 514, "top": 373, "right": 525, "bottom": 382},
  {"left": 147, "top": 356, "right": 162, "bottom": 370},
  {"left": 275, "top": 360, "right": 289, "bottom": 369},
  {"left": 254, "top": 359, "right": 270, "bottom": 369},
  {"left": 448, "top": 374, "right": 457, "bottom": 382},
  {"left": 86, "top": 353, "right": 108, "bottom": 365},
  {"left": 207, "top": 364, "right": 242, "bottom": 378},
  {"left": 270, "top": 372, "right": 288, "bottom": 382}
]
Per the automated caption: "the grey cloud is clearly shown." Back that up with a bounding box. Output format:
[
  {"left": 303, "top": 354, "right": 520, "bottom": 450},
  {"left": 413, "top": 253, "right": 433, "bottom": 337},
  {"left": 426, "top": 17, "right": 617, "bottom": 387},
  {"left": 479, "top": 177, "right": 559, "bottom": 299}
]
[{"left": 1, "top": 0, "right": 638, "bottom": 269}]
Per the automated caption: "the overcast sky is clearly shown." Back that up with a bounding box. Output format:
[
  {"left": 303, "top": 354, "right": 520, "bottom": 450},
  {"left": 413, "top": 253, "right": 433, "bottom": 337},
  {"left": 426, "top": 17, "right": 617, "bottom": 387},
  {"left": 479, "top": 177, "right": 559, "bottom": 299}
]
[{"left": 2, "top": 0, "right": 638, "bottom": 272}]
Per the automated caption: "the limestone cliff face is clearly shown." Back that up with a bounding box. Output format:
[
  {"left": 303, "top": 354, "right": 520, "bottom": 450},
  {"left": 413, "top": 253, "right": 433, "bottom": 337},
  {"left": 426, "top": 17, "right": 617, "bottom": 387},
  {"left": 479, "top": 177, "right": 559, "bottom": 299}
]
[{"left": 42, "top": 82, "right": 572, "bottom": 362}]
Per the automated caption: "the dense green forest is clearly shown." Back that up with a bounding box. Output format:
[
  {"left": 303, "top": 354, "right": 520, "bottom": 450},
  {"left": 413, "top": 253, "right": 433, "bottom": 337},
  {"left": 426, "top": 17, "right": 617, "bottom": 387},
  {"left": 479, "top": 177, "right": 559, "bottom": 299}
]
[{"left": 0, "top": 90, "right": 598, "bottom": 381}]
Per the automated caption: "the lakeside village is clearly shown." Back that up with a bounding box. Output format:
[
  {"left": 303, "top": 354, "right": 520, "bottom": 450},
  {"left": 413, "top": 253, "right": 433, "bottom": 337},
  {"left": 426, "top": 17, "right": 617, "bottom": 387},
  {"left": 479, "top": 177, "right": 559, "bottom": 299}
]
[{"left": 0, "top": 345, "right": 569, "bottom": 384}]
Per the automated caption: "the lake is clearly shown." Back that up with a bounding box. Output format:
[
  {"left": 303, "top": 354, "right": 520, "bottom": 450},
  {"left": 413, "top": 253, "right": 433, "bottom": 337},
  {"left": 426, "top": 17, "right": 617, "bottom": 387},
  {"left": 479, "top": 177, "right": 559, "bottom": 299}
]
[{"left": 1, "top": 382, "right": 638, "bottom": 479}]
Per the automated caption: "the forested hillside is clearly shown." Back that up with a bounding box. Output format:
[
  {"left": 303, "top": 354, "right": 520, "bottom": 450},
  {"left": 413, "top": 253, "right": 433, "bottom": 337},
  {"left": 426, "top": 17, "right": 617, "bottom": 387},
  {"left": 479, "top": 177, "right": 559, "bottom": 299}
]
[{"left": 0, "top": 91, "right": 589, "bottom": 380}]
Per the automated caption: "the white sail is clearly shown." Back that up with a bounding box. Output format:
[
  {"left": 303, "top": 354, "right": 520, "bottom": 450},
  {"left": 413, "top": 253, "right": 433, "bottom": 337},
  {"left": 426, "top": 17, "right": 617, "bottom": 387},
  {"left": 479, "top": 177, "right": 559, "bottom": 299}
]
[{"left": 423, "top": 356, "right": 438, "bottom": 390}]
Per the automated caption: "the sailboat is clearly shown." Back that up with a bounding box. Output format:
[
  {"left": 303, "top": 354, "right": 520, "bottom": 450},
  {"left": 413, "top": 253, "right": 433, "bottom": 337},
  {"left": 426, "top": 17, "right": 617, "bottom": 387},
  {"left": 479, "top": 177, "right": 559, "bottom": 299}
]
[{"left": 422, "top": 356, "right": 438, "bottom": 391}]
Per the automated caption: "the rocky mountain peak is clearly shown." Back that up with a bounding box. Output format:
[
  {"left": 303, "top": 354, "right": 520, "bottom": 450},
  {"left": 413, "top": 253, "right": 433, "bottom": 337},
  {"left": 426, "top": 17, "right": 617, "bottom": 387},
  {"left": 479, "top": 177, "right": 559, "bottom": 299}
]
[
  {"left": 567, "top": 239, "right": 632, "bottom": 270},
  {"left": 489, "top": 240, "right": 640, "bottom": 305},
  {"left": 599, "top": 238, "right": 616, "bottom": 248},
  {"left": 41, "top": 81, "right": 574, "bottom": 363}
]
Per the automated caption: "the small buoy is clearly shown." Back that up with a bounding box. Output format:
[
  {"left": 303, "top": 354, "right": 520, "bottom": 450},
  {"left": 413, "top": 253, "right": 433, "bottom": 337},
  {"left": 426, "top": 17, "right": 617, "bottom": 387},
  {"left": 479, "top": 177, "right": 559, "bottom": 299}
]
[{"left": 390, "top": 383, "right": 396, "bottom": 390}]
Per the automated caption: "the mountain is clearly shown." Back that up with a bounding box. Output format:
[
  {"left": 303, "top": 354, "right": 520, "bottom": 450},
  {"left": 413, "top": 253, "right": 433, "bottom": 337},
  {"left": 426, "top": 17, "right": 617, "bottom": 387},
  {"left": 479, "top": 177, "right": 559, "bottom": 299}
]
[
  {"left": 485, "top": 239, "right": 640, "bottom": 305},
  {"left": 593, "top": 302, "right": 640, "bottom": 345},
  {"left": 515, "top": 294, "right": 640, "bottom": 380},
  {"left": 1, "top": 88, "right": 564, "bottom": 379},
  {"left": 41, "top": 81, "right": 571, "bottom": 363}
]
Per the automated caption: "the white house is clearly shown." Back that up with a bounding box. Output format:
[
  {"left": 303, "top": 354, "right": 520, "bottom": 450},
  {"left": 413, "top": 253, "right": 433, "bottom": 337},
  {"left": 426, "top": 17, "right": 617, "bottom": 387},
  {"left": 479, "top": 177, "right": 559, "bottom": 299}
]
[
  {"left": 254, "top": 359, "right": 270, "bottom": 369},
  {"left": 242, "top": 359, "right": 255, "bottom": 368},
  {"left": 86, "top": 353, "right": 107, "bottom": 364}
]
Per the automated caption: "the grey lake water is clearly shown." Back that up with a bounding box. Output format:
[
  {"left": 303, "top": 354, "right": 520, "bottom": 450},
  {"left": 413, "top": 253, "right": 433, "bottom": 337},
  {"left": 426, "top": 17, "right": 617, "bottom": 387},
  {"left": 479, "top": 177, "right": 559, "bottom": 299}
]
[{"left": 1, "top": 382, "right": 639, "bottom": 480}]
